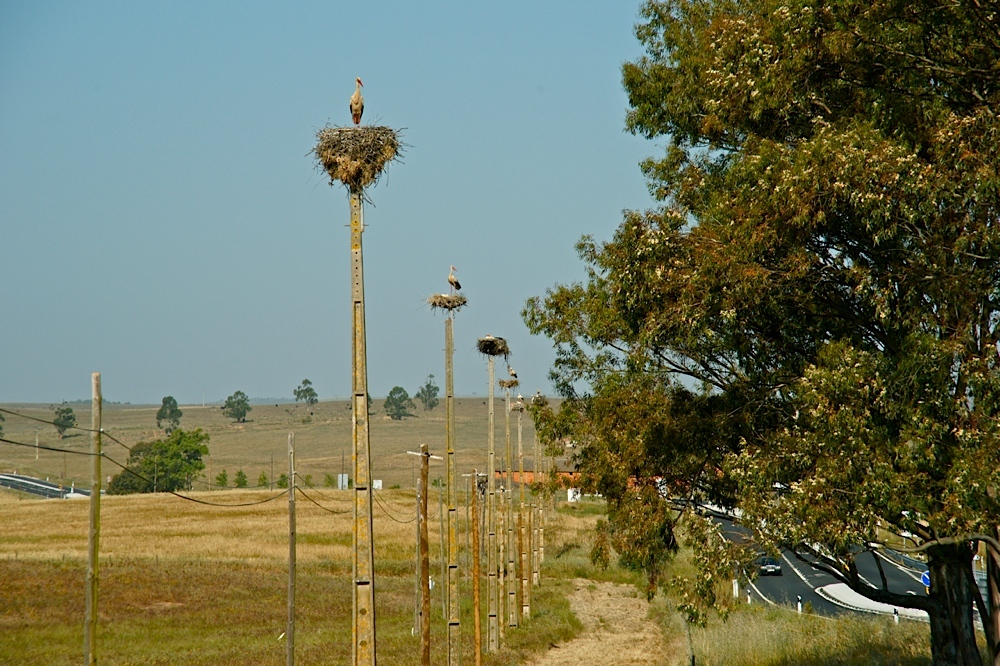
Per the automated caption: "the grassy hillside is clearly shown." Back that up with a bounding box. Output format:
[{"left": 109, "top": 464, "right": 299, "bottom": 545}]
[{"left": 0, "top": 398, "right": 554, "bottom": 492}]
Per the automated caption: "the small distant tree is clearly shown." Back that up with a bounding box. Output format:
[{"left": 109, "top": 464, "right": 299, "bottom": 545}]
[
  {"left": 302, "top": 474, "right": 313, "bottom": 487},
  {"left": 215, "top": 469, "right": 228, "bottom": 487},
  {"left": 294, "top": 379, "right": 319, "bottom": 406},
  {"left": 257, "top": 471, "right": 269, "bottom": 488},
  {"left": 277, "top": 473, "right": 289, "bottom": 489},
  {"left": 383, "top": 386, "right": 415, "bottom": 420},
  {"left": 156, "top": 396, "right": 183, "bottom": 433},
  {"left": 414, "top": 375, "right": 440, "bottom": 411},
  {"left": 53, "top": 405, "right": 77, "bottom": 439},
  {"left": 0, "top": 411, "right": 4, "bottom": 438},
  {"left": 222, "top": 391, "right": 252, "bottom": 423},
  {"left": 234, "top": 469, "right": 248, "bottom": 488},
  {"left": 324, "top": 473, "right": 336, "bottom": 488}
]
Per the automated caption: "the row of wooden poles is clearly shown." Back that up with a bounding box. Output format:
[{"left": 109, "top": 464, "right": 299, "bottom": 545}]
[
  {"left": 348, "top": 184, "right": 563, "bottom": 665},
  {"left": 412, "top": 348, "right": 553, "bottom": 666}
]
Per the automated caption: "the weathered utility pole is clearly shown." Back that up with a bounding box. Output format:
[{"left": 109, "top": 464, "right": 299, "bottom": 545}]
[
  {"left": 407, "top": 446, "right": 442, "bottom": 666},
  {"left": 502, "top": 384, "right": 517, "bottom": 626},
  {"left": 315, "top": 117, "right": 401, "bottom": 666},
  {"left": 445, "top": 316, "right": 460, "bottom": 664},
  {"left": 349, "top": 189, "right": 376, "bottom": 665},
  {"left": 476, "top": 336, "right": 509, "bottom": 651},
  {"left": 516, "top": 401, "right": 530, "bottom": 618},
  {"left": 471, "top": 471, "right": 483, "bottom": 666},
  {"left": 84, "top": 372, "right": 102, "bottom": 666},
  {"left": 418, "top": 444, "right": 431, "bottom": 666},
  {"left": 287, "top": 432, "right": 296, "bottom": 666}
]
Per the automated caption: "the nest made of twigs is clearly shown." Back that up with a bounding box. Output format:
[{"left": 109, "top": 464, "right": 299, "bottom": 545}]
[
  {"left": 314, "top": 125, "right": 401, "bottom": 192},
  {"left": 499, "top": 379, "right": 520, "bottom": 390},
  {"left": 428, "top": 293, "right": 468, "bottom": 312},
  {"left": 477, "top": 335, "right": 510, "bottom": 358}
]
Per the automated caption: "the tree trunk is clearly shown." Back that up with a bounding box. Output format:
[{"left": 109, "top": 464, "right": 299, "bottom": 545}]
[
  {"left": 926, "top": 543, "right": 981, "bottom": 666},
  {"left": 987, "top": 529, "right": 1000, "bottom": 666}
]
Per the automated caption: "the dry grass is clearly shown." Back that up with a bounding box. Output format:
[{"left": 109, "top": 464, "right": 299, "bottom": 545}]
[
  {"left": 0, "top": 476, "right": 588, "bottom": 664},
  {"left": 0, "top": 399, "right": 554, "bottom": 494}
]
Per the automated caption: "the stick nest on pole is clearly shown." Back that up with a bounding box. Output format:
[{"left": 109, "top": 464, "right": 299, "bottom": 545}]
[
  {"left": 477, "top": 336, "right": 510, "bottom": 358},
  {"left": 314, "top": 125, "right": 402, "bottom": 193},
  {"left": 499, "top": 379, "right": 519, "bottom": 390},
  {"left": 428, "top": 294, "right": 468, "bottom": 312}
]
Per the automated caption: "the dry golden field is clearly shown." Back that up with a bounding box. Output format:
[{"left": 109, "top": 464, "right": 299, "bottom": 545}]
[{"left": 0, "top": 487, "right": 592, "bottom": 665}]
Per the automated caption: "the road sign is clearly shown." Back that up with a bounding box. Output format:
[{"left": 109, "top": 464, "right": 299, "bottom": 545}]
[{"left": 921, "top": 571, "right": 931, "bottom": 587}]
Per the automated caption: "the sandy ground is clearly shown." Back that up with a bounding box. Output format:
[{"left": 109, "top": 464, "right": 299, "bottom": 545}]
[{"left": 526, "top": 578, "right": 674, "bottom": 666}]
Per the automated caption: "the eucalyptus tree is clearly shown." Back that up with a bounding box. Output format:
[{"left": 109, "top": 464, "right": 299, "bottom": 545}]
[{"left": 525, "top": 1, "right": 1000, "bottom": 663}]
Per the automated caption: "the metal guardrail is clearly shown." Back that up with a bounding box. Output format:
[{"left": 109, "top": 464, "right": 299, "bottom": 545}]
[{"left": 0, "top": 473, "right": 89, "bottom": 499}]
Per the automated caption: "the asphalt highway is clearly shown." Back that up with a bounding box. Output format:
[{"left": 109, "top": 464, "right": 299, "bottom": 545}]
[
  {"left": 0, "top": 473, "right": 89, "bottom": 499},
  {"left": 716, "top": 516, "right": 930, "bottom": 618}
]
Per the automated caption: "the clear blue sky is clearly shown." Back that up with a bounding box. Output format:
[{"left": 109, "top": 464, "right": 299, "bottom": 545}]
[{"left": 1, "top": 1, "right": 657, "bottom": 405}]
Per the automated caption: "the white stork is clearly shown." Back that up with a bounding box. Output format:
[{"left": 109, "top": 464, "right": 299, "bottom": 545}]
[
  {"left": 448, "top": 265, "right": 462, "bottom": 294},
  {"left": 350, "top": 77, "right": 364, "bottom": 126},
  {"left": 507, "top": 365, "right": 518, "bottom": 380}
]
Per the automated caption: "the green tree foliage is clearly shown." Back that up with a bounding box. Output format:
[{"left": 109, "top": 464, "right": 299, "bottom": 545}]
[
  {"left": 324, "top": 473, "right": 336, "bottom": 488},
  {"left": 257, "top": 471, "right": 269, "bottom": 488},
  {"left": 52, "top": 405, "right": 76, "bottom": 439},
  {"left": 525, "top": 1, "right": 1000, "bottom": 661},
  {"left": 414, "top": 374, "right": 440, "bottom": 411},
  {"left": 222, "top": 391, "right": 252, "bottom": 423},
  {"left": 156, "top": 396, "right": 183, "bottom": 433},
  {"left": 234, "top": 469, "right": 248, "bottom": 488},
  {"left": 294, "top": 379, "right": 318, "bottom": 406},
  {"left": 276, "top": 473, "right": 289, "bottom": 489},
  {"left": 383, "top": 386, "right": 415, "bottom": 420},
  {"left": 107, "top": 429, "right": 210, "bottom": 494},
  {"left": 215, "top": 469, "right": 228, "bottom": 487}
]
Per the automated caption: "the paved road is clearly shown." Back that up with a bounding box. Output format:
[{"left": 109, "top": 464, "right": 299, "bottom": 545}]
[
  {"left": 716, "top": 516, "right": 932, "bottom": 619},
  {"left": 0, "top": 473, "right": 89, "bottom": 499}
]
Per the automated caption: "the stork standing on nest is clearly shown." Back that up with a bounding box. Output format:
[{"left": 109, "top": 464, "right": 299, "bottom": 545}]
[
  {"left": 507, "top": 365, "right": 517, "bottom": 380},
  {"left": 350, "top": 77, "right": 364, "bottom": 126},
  {"left": 448, "top": 265, "right": 462, "bottom": 295}
]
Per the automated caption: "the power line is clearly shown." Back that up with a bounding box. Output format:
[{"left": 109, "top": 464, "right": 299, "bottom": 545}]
[
  {"left": 0, "top": 436, "right": 100, "bottom": 457},
  {"left": 373, "top": 489, "right": 417, "bottom": 524},
  {"left": 100, "top": 455, "right": 290, "bottom": 507},
  {"left": 0, "top": 407, "right": 133, "bottom": 452},
  {"left": 295, "top": 486, "right": 350, "bottom": 515}
]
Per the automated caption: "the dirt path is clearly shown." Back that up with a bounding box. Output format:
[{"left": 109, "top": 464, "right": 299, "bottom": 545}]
[{"left": 526, "top": 578, "right": 674, "bottom": 666}]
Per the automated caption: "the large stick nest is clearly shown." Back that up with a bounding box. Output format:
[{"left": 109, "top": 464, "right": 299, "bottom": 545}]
[
  {"left": 477, "top": 336, "right": 510, "bottom": 358},
  {"left": 499, "top": 379, "right": 520, "bottom": 390},
  {"left": 314, "top": 125, "right": 402, "bottom": 193},
  {"left": 428, "top": 293, "right": 468, "bottom": 312}
]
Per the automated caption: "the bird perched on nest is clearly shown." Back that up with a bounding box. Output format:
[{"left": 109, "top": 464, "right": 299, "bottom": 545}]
[
  {"left": 448, "top": 265, "right": 462, "bottom": 294},
  {"left": 507, "top": 365, "right": 518, "bottom": 380},
  {"left": 350, "top": 77, "right": 364, "bottom": 126}
]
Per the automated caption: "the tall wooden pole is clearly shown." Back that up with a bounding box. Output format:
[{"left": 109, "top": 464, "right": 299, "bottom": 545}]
[
  {"left": 349, "top": 189, "right": 376, "bottom": 665},
  {"left": 518, "top": 407, "right": 529, "bottom": 618},
  {"left": 287, "top": 432, "right": 296, "bottom": 666},
  {"left": 445, "top": 317, "right": 460, "bottom": 664},
  {"left": 418, "top": 445, "right": 431, "bottom": 666},
  {"left": 533, "top": 418, "right": 541, "bottom": 586},
  {"left": 472, "top": 471, "right": 482, "bottom": 666},
  {"left": 439, "top": 479, "right": 446, "bottom": 619},
  {"left": 486, "top": 358, "right": 499, "bottom": 651},
  {"left": 84, "top": 372, "right": 101, "bottom": 666},
  {"left": 505, "top": 389, "right": 517, "bottom": 627}
]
